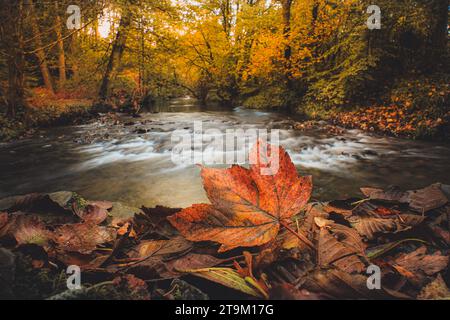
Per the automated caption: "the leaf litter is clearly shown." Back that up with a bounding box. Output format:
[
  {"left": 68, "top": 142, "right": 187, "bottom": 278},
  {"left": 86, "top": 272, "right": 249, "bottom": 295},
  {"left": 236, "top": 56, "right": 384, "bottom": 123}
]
[{"left": 0, "top": 141, "right": 448, "bottom": 300}]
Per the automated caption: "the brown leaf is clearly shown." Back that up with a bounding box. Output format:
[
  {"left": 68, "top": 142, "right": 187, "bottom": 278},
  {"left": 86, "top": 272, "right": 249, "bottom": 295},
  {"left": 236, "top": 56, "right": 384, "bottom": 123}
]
[
  {"left": 53, "top": 223, "right": 116, "bottom": 254},
  {"left": 0, "top": 212, "right": 8, "bottom": 230},
  {"left": 169, "top": 253, "right": 224, "bottom": 273},
  {"left": 73, "top": 203, "right": 109, "bottom": 224},
  {"left": 128, "top": 236, "right": 192, "bottom": 259},
  {"left": 13, "top": 216, "right": 51, "bottom": 247},
  {"left": 168, "top": 141, "right": 312, "bottom": 252},
  {"left": 408, "top": 184, "right": 448, "bottom": 213},
  {"left": 112, "top": 274, "right": 150, "bottom": 300},
  {"left": 361, "top": 184, "right": 448, "bottom": 213},
  {"left": 393, "top": 246, "right": 449, "bottom": 277},
  {"left": 136, "top": 206, "right": 181, "bottom": 238},
  {"left": 348, "top": 213, "right": 425, "bottom": 240},
  {"left": 302, "top": 268, "right": 409, "bottom": 300},
  {"left": 315, "top": 217, "right": 367, "bottom": 273},
  {"left": 89, "top": 201, "right": 113, "bottom": 210},
  {"left": 417, "top": 274, "right": 450, "bottom": 300},
  {"left": 360, "top": 187, "right": 409, "bottom": 203},
  {"left": 0, "top": 213, "right": 51, "bottom": 247},
  {"left": 0, "top": 192, "right": 76, "bottom": 212},
  {"left": 185, "top": 267, "right": 265, "bottom": 298}
]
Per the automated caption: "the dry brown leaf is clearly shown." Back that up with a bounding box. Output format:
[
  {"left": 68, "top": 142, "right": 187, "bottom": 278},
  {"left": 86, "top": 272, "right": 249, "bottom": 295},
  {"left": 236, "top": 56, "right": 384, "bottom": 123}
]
[
  {"left": 360, "top": 186, "right": 409, "bottom": 203},
  {"left": 302, "top": 268, "right": 388, "bottom": 299},
  {"left": 0, "top": 213, "right": 51, "bottom": 247},
  {"left": 315, "top": 218, "right": 367, "bottom": 273},
  {"left": 348, "top": 213, "right": 425, "bottom": 240},
  {"left": 73, "top": 202, "right": 109, "bottom": 224},
  {"left": 13, "top": 216, "right": 51, "bottom": 246},
  {"left": 393, "top": 246, "right": 449, "bottom": 277},
  {"left": 128, "top": 236, "right": 192, "bottom": 259},
  {"left": 361, "top": 184, "right": 448, "bottom": 213},
  {"left": 417, "top": 274, "right": 450, "bottom": 300},
  {"left": 169, "top": 253, "right": 224, "bottom": 272},
  {"left": 408, "top": 184, "right": 448, "bottom": 212}
]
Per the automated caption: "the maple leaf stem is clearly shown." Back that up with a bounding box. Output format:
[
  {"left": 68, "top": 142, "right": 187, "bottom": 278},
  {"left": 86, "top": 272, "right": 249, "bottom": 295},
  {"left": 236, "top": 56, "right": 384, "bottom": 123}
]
[{"left": 280, "top": 220, "right": 315, "bottom": 251}]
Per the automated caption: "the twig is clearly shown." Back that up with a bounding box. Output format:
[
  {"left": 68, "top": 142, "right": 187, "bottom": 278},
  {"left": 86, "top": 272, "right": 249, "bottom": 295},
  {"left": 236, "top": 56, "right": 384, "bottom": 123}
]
[{"left": 280, "top": 220, "right": 315, "bottom": 250}]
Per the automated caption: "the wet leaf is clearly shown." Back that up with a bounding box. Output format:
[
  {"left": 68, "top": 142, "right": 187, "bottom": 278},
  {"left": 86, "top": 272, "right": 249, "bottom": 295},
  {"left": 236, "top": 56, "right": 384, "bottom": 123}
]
[{"left": 168, "top": 141, "right": 312, "bottom": 252}]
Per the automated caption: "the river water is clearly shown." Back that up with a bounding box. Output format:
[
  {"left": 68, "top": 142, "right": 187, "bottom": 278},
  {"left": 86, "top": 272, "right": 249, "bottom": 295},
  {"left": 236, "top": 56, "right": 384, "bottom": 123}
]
[{"left": 1, "top": 97, "right": 449, "bottom": 208}]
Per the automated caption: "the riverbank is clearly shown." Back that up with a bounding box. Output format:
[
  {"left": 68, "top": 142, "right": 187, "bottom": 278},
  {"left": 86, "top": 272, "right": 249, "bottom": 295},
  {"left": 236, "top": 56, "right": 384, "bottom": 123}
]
[
  {"left": 301, "top": 75, "right": 450, "bottom": 141},
  {"left": 0, "top": 99, "right": 94, "bottom": 142}
]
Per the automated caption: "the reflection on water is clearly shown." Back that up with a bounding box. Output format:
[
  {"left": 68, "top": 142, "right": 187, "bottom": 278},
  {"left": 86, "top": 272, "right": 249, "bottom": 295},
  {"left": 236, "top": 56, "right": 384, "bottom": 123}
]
[{"left": 1, "top": 97, "right": 450, "bottom": 208}]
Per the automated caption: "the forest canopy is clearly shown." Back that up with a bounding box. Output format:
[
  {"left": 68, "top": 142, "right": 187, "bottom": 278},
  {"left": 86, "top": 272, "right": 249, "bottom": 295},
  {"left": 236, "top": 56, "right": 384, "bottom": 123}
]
[{"left": 0, "top": 0, "right": 448, "bottom": 138}]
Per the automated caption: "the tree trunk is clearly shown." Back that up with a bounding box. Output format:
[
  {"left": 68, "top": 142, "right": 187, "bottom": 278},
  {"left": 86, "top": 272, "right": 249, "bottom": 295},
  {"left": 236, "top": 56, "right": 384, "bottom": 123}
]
[
  {"left": 55, "top": 3, "right": 67, "bottom": 91},
  {"left": 28, "top": 0, "right": 54, "bottom": 94},
  {"left": 98, "top": 8, "right": 133, "bottom": 100},
  {"left": 4, "top": 0, "right": 26, "bottom": 118},
  {"left": 430, "top": 0, "right": 448, "bottom": 63},
  {"left": 280, "top": 0, "right": 293, "bottom": 61}
]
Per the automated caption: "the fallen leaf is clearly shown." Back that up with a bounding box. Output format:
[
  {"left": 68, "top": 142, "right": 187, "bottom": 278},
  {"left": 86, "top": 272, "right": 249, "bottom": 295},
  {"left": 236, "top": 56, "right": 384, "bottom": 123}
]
[
  {"left": 0, "top": 213, "right": 51, "bottom": 247},
  {"left": 0, "top": 212, "right": 8, "bottom": 230},
  {"left": 360, "top": 187, "right": 409, "bottom": 203},
  {"left": 53, "top": 223, "right": 116, "bottom": 254},
  {"left": 361, "top": 184, "right": 448, "bottom": 213},
  {"left": 417, "top": 274, "right": 450, "bottom": 300},
  {"left": 128, "top": 237, "right": 192, "bottom": 259},
  {"left": 0, "top": 192, "right": 76, "bottom": 212},
  {"left": 168, "top": 141, "right": 312, "bottom": 252},
  {"left": 302, "top": 268, "right": 408, "bottom": 299},
  {"left": 73, "top": 203, "right": 109, "bottom": 224},
  {"left": 408, "top": 184, "right": 448, "bottom": 213},
  {"left": 315, "top": 218, "right": 367, "bottom": 273},
  {"left": 392, "top": 246, "right": 449, "bottom": 277},
  {"left": 163, "top": 279, "right": 209, "bottom": 300},
  {"left": 185, "top": 267, "right": 265, "bottom": 298},
  {"left": 13, "top": 216, "right": 51, "bottom": 247},
  {"left": 137, "top": 206, "right": 181, "bottom": 238},
  {"left": 112, "top": 274, "right": 150, "bottom": 300},
  {"left": 170, "top": 253, "right": 224, "bottom": 272},
  {"left": 348, "top": 213, "right": 425, "bottom": 240}
]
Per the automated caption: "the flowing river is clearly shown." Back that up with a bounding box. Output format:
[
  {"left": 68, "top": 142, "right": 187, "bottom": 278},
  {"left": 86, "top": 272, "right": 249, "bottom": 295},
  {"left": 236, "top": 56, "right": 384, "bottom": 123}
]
[{"left": 1, "top": 97, "right": 449, "bottom": 208}]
